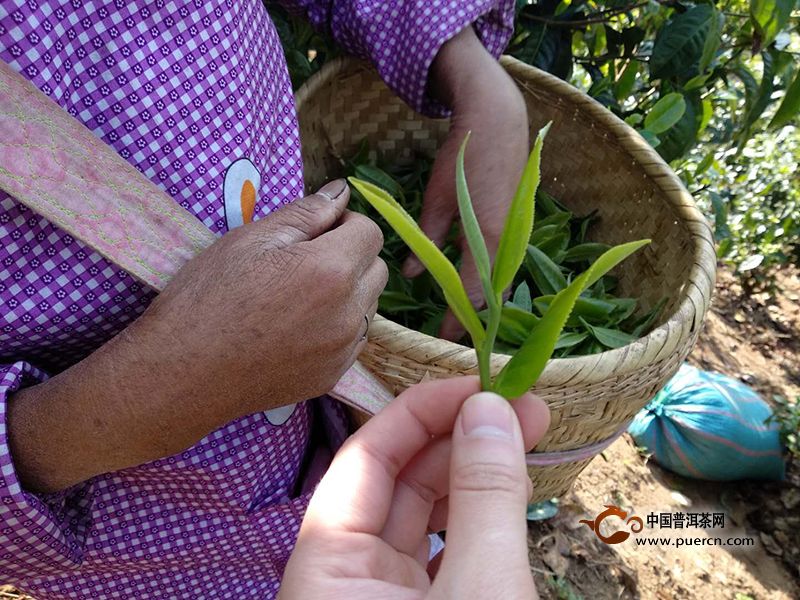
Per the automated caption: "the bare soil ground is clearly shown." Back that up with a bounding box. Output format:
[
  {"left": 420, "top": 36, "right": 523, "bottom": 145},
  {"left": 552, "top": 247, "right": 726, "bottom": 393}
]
[
  {"left": 3, "top": 268, "right": 798, "bottom": 600},
  {"left": 529, "top": 265, "right": 800, "bottom": 600}
]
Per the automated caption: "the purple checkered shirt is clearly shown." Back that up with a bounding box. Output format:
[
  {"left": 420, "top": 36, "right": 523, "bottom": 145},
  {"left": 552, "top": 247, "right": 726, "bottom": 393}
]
[{"left": 0, "top": 1, "right": 513, "bottom": 598}]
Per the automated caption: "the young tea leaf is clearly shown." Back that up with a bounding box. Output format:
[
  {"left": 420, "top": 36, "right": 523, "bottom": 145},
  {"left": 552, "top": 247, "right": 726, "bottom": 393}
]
[
  {"left": 354, "top": 164, "right": 405, "bottom": 200},
  {"left": 536, "top": 189, "right": 569, "bottom": 217},
  {"left": 533, "top": 211, "right": 572, "bottom": 233},
  {"left": 526, "top": 244, "right": 568, "bottom": 295},
  {"left": 494, "top": 239, "right": 650, "bottom": 397},
  {"left": 512, "top": 281, "right": 533, "bottom": 312},
  {"left": 492, "top": 123, "right": 551, "bottom": 295},
  {"left": 455, "top": 133, "right": 494, "bottom": 308},
  {"left": 554, "top": 331, "right": 589, "bottom": 350},
  {"left": 631, "top": 297, "right": 668, "bottom": 337},
  {"left": 349, "top": 177, "right": 485, "bottom": 345},
  {"left": 563, "top": 242, "right": 612, "bottom": 263},
  {"left": 480, "top": 304, "right": 540, "bottom": 346},
  {"left": 580, "top": 318, "right": 638, "bottom": 348},
  {"left": 536, "top": 232, "right": 570, "bottom": 262},
  {"left": 534, "top": 295, "right": 616, "bottom": 326},
  {"left": 530, "top": 224, "right": 562, "bottom": 247}
]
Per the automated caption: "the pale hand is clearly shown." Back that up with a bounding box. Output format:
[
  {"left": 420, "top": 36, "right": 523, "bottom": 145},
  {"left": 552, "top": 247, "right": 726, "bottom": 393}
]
[{"left": 279, "top": 377, "right": 550, "bottom": 599}]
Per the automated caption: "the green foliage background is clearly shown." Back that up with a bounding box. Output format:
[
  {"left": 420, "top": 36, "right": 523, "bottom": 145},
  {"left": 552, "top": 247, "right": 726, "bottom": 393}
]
[{"left": 266, "top": 0, "right": 800, "bottom": 279}]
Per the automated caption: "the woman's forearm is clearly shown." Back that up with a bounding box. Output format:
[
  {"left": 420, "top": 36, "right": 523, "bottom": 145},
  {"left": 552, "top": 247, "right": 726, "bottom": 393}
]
[
  {"left": 7, "top": 327, "right": 238, "bottom": 494},
  {"left": 6, "top": 182, "right": 387, "bottom": 495}
]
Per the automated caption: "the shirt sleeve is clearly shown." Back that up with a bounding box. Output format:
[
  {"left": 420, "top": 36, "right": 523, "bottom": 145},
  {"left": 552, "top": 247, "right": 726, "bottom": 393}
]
[
  {"left": 276, "top": 0, "right": 515, "bottom": 116},
  {"left": 0, "top": 361, "right": 94, "bottom": 579}
]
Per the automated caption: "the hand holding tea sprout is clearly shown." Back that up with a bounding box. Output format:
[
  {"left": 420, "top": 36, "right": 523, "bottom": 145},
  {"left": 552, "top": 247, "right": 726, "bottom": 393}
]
[{"left": 279, "top": 376, "right": 549, "bottom": 600}]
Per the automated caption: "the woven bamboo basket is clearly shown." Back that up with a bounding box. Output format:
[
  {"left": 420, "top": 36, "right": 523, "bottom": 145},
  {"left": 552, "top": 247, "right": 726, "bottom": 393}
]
[{"left": 296, "top": 56, "right": 716, "bottom": 501}]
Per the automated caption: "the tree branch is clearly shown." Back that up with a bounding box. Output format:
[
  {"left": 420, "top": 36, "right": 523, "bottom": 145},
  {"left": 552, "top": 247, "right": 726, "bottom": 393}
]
[{"left": 519, "top": 2, "right": 650, "bottom": 28}]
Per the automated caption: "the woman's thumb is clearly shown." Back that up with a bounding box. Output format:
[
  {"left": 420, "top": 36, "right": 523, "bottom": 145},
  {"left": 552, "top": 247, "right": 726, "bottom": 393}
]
[{"left": 434, "top": 392, "right": 536, "bottom": 599}]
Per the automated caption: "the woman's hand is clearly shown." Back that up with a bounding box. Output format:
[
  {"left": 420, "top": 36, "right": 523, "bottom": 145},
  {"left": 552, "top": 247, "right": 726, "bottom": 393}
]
[
  {"left": 279, "top": 376, "right": 550, "bottom": 600},
  {"left": 132, "top": 179, "right": 386, "bottom": 417},
  {"left": 9, "top": 180, "right": 387, "bottom": 492},
  {"left": 402, "top": 27, "right": 530, "bottom": 341}
]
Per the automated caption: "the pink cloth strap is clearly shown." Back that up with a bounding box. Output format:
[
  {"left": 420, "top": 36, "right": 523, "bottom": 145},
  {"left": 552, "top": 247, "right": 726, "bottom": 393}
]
[
  {"left": 0, "top": 60, "right": 216, "bottom": 291},
  {"left": 526, "top": 424, "right": 627, "bottom": 467},
  {"left": 0, "top": 58, "right": 393, "bottom": 412}
]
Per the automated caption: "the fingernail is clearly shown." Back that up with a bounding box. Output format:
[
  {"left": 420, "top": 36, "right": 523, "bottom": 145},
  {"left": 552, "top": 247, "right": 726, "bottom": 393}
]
[
  {"left": 317, "top": 179, "right": 347, "bottom": 201},
  {"left": 461, "top": 393, "right": 514, "bottom": 440}
]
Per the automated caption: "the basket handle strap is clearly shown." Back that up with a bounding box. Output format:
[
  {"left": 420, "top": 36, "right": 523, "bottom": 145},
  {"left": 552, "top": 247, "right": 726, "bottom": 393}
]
[{"left": 0, "top": 59, "right": 393, "bottom": 413}]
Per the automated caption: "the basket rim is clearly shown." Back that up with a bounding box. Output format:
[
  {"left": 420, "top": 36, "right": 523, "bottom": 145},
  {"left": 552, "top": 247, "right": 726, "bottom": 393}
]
[{"left": 295, "top": 56, "right": 717, "bottom": 387}]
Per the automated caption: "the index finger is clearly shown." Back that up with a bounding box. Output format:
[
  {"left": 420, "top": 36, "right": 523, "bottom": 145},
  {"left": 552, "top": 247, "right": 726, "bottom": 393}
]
[
  {"left": 308, "top": 210, "right": 384, "bottom": 270},
  {"left": 301, "top": 376, "right": 482, "bottom": 535}
]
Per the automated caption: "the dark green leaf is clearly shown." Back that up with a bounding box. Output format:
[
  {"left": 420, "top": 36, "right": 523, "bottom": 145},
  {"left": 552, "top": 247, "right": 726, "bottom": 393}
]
[
  {"left": 684, "top": 72, "right": 711, "bottom": 91},
  {"left": 530, "top": 224, "right": 562, "bottom": 247},
  {"left": 709, "top": 192, "right": 732, "bottom": 242},
  {"left": 639, "top": 129, "right": 661, "bottom": 148},
  {"left": 580, "top": 318, "right": 638, "bottom": 348},
  {"left": 716, "top": 237, "right": 733, "bottom": 258},
  {"left": 564, "top": 243, "right": 612, "bottom": 263},
  {"left": 650, "top": 4, "right": 715, "bottom": 80},
  {"left": 699, "top": 6, "right": 724, "bottom": 74},
  {"left": 606, "top": 297, "right": 638, "bottom": 322},
  {"left": 657, "top": 93, "right": 702, "bottom": 162},
  {"left": 554, "top": 331, "right": 589, "bottom": 350},
  {"left": 494, "top": 240, "right": 650, "bottom": 397},
  {"left": 534, "top": 295, "right": 617, "bottom": 326},
  {"left": 512, "top": 281, "right": 533, "bottom": 312},
  {"left": 419, "top": 311, "right": 447, "bottom": 337},
  {"left": 537, "top": 233, "right": 570, "bottom": 262},
  {"left": 576, "top": 211, "right": 599, "bottom": 244},
  {"left": 631, "top": 298, "right": 668, "bottom": 337},
  {"left": 732, "top": 65, "right": 759, "bottom": 114},
  {"left": 354, "top": 164, "right": 404, "bottom": 199},
  {"left": 526, "top": 244, "right": 568, "bottom": 295},
  {"left": 379, "top": 290, "right": 425, "bottom": 313},
  {"left": 739, "top": 49, "right": 777, "bottom": 139},
  {"left": 615, "top": 60, "right": 639, "bottom": 101},
  {"left": 536, "top": 189, "right": 569, "bottom": 216},
  {"left": 480, "top": 305, "right": 540, "bottom": 346},
  {"left": 533, "top": 211, "right": 572, "bottom": 233}
]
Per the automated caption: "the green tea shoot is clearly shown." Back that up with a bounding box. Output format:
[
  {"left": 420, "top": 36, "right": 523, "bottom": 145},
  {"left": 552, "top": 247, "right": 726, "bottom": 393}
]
[{"left": 348, "top": 126, "right": 656, "bottom": 395}]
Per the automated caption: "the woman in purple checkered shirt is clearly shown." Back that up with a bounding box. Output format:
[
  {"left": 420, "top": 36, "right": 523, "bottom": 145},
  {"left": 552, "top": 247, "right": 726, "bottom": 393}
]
[{"left": 0, "top": 1, "right": 539, "bottom": 598}]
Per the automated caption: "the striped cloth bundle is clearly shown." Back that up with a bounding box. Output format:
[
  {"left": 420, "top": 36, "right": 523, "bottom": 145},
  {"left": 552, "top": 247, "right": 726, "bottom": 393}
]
[{"left": 629, "top": 364, "right": 785, "bottom": 481}]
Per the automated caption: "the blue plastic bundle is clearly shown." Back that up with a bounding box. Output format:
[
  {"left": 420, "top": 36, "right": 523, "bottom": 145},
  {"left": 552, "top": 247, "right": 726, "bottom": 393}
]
[{"left": 629, "top": 364, "right": 785, "bottom": 481}]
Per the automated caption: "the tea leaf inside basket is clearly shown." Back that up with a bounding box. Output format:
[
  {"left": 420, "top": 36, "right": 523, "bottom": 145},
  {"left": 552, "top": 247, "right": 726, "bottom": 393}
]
[
  {"left": 494, "top": 239, "right": 651, "bottom": 398},
  {"left": 347, "top": 135, "right": 655, "bottom": 397},
  {"left": 348, "top": 177, "right": 485, "bottom": 346}
]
